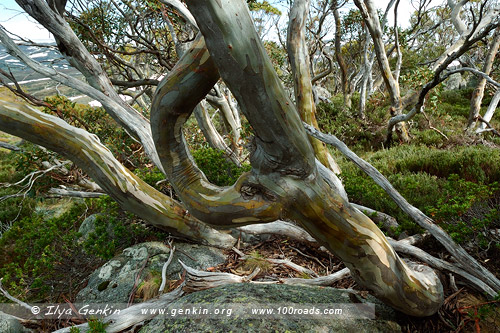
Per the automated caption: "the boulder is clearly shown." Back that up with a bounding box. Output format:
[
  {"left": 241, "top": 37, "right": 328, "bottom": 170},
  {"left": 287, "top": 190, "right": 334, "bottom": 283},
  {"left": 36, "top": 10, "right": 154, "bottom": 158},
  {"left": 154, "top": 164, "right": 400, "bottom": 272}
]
[
  {"left": 0, "top": 315, "right": 31, "bottom": 333},
  {"left": 77, "top": 214, "right": 112, "bottom": 242},
  {"left": 314, "top": 85, "right": 332, "bottom": 102},
  {"left": 444, "top": 73, "right": 467, "bottom": 90},
  {"left": 140, "top": 283, "right": 402, "bottom": 333},
  {"left": 76, "top": 242, "right": 226, "bottom": 304}
]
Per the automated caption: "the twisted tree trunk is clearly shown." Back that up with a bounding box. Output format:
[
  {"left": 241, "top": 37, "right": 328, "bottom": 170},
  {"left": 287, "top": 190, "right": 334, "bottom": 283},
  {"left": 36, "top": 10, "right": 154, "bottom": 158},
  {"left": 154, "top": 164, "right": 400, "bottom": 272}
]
[
  {"left": 0, "top": 99, "right": 235, "bottom": 248},
  {"left": 147, "top": 0, "right": 445, "bottom": 316},
  {"left": 6, "top": 0, "right": 485, "bottom": 317}
]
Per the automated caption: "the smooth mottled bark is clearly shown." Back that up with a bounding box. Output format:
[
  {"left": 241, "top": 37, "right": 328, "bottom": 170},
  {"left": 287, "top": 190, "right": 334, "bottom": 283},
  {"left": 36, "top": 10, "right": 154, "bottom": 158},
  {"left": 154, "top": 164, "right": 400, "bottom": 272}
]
[
  {"left": 287, "top": 0, "right": 340, "bottom": 174},
  {"left": 447, "top": 0, "right": 468, "bottom": 35},
  {"left": 478, "top": 89, "right": 500, "bottom": 132},
  {"left": 0, "top": 99, "right": 235, "bottom": 248},
  {"left": 467, "top": 27, "right": 500, "bottom": 130},
  {"left": 304, "top": 122, "right": 500, "bottom": 293},
  {"left": 151, "top": 34, "right": 283, "bottom": 227},
  {"left": 358, "top": 27, "right": 371, "bottom": 118},
  {"left": 2, "top": 0, "right": 470, "bottom": 317},
  {"left": 354, "top": 0, "right": 410, "bottom": 144},
  {"left": 168, "top": 0, "right": 445, "bottom": 316}
]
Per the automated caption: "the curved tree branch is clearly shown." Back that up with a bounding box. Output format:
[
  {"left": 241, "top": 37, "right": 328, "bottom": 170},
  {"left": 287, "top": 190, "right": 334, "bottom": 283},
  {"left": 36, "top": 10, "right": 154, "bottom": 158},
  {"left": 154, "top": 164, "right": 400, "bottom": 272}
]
[
  {"left": 303, "top": 122, "right": 500, "bottom": 292},
  {"left": 151, "top": 34, "right": 283, "bottom": 227},
  {"left": 14, "top": 0, "right": 163, "bottom": 171},
  {"left": 0, "top": 99, "right": 236, "bottom": 248},
  {"left": 181, "top": 0, "right": 444, "bottom": 316}
]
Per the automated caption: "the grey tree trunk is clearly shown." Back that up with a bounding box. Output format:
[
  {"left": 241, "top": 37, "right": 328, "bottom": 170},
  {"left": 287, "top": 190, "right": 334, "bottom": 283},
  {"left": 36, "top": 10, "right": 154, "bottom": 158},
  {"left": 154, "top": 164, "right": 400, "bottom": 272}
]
[
  {"left": 478, "top": 89, "right": 500, "bottom": 132},
  {"left": 467, "top": 27, "right": 500, "bottom": 130},
  {"left": 14, "top": 0, "right": 164, "bottom": 170},
  {"left": 287, "top": 0, "right": 341, "bottom": 174},
  {"left": 354, "top": 0, "right": 410, "bottom": 144},
  {"left": 333, "top": 3, "right": 351, "bottom": 110}
]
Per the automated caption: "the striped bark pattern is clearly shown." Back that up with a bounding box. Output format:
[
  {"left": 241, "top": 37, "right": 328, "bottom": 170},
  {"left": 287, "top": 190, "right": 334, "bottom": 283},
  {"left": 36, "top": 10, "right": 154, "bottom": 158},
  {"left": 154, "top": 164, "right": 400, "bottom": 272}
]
[
  {"left": 150, "top": 0, "right": 444, "bottom": 316},
  {"left": 0, "top": 0, "right": 447, "bottom": 317}
]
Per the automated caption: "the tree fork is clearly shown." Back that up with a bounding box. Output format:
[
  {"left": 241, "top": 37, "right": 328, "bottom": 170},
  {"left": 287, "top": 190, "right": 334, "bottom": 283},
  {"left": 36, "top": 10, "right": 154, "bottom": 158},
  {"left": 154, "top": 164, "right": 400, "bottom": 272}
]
[{"left": 181, "top": 0, "right": 444, "bottom": 316}]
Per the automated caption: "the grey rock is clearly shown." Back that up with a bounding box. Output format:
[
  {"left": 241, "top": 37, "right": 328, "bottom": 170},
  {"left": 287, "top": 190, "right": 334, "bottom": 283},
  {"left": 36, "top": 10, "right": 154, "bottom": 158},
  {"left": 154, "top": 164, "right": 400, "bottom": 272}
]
[
  {"left": 140, "top": 283, "right": 402, "bottom": 333},
  {"left": 444, "top": 73, "right": 467, "bottom": 90},
  {"left": 77, "top": 214, "right": 113, "bottom": 242},
  {"left": 76, "top": 242, "right": 226, "bottom": 304},
  {"left": 314, "top": 85, "right": 332, "bottom": 102},
  {"left": 78, "top": 214, "right": 99, "bottom": 242},
  {"left": 34, "top": 197, "right": 81, "bottom": 219},
  {"left": 0, "top": 315, "right": 31, "bottom": 333}
]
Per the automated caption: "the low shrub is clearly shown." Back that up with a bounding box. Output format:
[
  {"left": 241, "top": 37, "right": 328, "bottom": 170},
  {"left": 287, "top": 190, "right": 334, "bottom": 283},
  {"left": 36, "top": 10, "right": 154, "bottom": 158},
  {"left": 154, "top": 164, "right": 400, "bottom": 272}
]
[
  {"left": 0, "top": 203, "right": 87, "bottom": 301},
  {"left": 83, "top": 196, "right": 160, "bottom": 260},
  {"left": 339, "top": 145, "right": 500, "bottom": 240},
  {"left": 192, "top": 147, "right": 251, "bottom": 186}
]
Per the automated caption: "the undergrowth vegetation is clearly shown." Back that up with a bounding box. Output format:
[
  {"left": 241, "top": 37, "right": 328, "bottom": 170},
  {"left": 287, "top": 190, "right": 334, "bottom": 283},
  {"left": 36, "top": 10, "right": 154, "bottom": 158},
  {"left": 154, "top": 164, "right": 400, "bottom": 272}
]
[{"left": 1, "top": 87, "right": 500, "bottom": 307}]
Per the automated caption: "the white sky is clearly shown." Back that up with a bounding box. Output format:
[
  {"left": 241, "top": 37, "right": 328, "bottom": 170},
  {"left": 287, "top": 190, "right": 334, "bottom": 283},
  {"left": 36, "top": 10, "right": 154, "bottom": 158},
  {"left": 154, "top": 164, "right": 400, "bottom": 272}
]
[
  {"left": 0, "top": 0, "right": 54, "bottom": 42},
  {"left": 0, "top": 0, "right": 443, "bottom": 42}
]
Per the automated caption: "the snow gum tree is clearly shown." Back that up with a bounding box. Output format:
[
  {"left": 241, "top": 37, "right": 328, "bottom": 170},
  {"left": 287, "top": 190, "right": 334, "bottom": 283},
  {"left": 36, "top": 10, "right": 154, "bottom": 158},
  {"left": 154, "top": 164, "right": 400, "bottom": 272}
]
[
  {"left": 152, "top": 0, "right": 445, "bottom": 316},
  {"left": 10, "top": 0, "right": 500, "bottom": 317}
]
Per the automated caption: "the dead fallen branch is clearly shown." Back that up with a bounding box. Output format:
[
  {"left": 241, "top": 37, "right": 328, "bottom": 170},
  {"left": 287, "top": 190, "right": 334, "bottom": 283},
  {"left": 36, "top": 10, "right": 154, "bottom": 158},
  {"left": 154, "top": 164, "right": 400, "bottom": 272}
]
[
  {"left": 304, "top": 122, "right": 500, "bottom": 293},
  {"left": 52, "top": 286, "right": 185, "bottom": 333},
  {"left": 159, "top": 242, "right": 176, "bottom": 293},
  {"left": 388, "top": 240, "right": 497, "bottom": 297},
  {"left": 231, "top": 247, "right": 319, "bottom": 277},
  {"left": 351, "top": 203, "right": 399, "bottom": 236},
  {"left": 0, "top": 142, "right": 21, "bottom": 151},
  {"left": 47, "top": 188, "right": 106, "bottom": 198},
  {"left": 282, "top": 268, "right": 350, "bottom": 286},
  {"left": 237, "top": 220, "right": 317, "bottom": 243}
]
